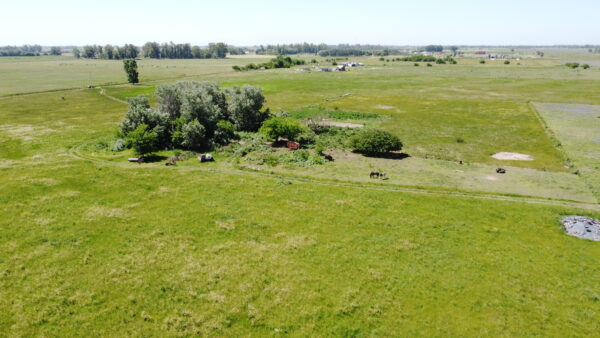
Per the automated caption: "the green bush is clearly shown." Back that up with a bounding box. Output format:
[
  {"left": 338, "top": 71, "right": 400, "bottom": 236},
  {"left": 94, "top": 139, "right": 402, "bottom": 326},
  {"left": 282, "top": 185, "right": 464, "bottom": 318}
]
[
  {"left": 259, "top": 117, "right": 308, "bottom": 141},
  {"left": 566, "top": 62, "right": 580, "bottom": 69},
  {"left": 214, "top": 120, "right": 236, "bottom": 146},
  {"left": 180, "top": 120, "right": 207, "bottom": 151},
  {"left": 582, "top": 64, "right": 591, "bottom": 69},
  {"left": 119, "top": 96, "right": 169, "bottom": 145},
  {"left": 504, "top": 60, "right": 510, "bottom": 65},
  {"left": 349, "top": 129, "right": 403, "bottom": 154},
  {"left": 126, "top": 124, "right": 160, "bottom": 156},
  {"left": 479, "top": 60, "right": 486, "bottom": 64},
  {"left": 227, "top": 85, "right": 269, "bottom": 131}
]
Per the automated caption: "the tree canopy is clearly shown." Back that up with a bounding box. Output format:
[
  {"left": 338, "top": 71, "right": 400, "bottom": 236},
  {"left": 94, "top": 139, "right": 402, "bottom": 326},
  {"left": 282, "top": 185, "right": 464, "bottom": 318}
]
[{"left": 119, "top": 81, "right": 268, "bottom": 153}]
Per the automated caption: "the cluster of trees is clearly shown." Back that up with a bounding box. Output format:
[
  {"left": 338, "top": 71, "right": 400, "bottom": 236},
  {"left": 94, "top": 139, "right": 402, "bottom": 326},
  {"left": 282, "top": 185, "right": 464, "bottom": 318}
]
[
  {"left": 74, "top": 44, "right": 139, "bottom": 59},
  {"left": 255, "top": 43, "right": 410, "bottom": 57},
  {"left": 49, "top": 47, "right": 62, "bottom": 55},
  {"left": 393, "top": 55, "right": 457, "bottom": 64},
  {"left": 565, "top": 62, "right": 591, "bottom": 69},
  {"left": 120, "top": 81, "right": 269, "bottom": 155},
  {"left": 423, "top": 45, "right": 444, "bottom": 52},
  {"left": 256, "top": 43, "right": 329, "bottom": 55},
  {"left": 142, "top": 42, "right": 228, "bottom": 59},
  {"left": 232, "top": 55, "right": 305, "bottom": 71},
  {"left": 319, "top": 49, "right": 371, "bottom": 57},
  {"left": 589, "top": 48, "right": 600, "bottom": 54},
  {"left": 0, "top": 45, "right": 42, "bottom": 56}
]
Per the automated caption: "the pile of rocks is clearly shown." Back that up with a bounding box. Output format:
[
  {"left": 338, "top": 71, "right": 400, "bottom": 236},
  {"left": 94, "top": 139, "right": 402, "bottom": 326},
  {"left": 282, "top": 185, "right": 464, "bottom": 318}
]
[{"left": 562, "top": 216, "right": 600, "bottom": 241}]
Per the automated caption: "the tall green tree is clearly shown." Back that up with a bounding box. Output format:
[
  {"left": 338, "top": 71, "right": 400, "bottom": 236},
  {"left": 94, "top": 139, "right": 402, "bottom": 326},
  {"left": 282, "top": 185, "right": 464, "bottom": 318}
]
[
  {"left": 123, "top": 59, "right": 139, "bottom": 84},
  {"left": 49, "top": 47, "right": 61, "bottom": 55},
  {"left": 227, "top": 85, "right": 268, "bottom": 131},
  {"left": 208, "top": 42, "right": 228, "bottom": 58}
]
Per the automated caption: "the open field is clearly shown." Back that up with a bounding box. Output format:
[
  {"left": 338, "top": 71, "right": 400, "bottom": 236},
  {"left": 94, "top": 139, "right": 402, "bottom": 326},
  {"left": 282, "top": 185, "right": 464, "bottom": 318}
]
[
  {"left": 1, "top": 49, "right": 600, "bottom": 335},
  {"left": 534, "top": 103, "right": 600, "bottom": 200}
]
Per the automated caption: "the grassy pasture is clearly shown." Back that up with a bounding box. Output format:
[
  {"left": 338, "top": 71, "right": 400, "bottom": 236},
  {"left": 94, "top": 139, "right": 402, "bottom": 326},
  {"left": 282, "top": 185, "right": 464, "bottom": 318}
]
[
  {"left": 2, "top": 153, "right": 600, "bottom": 336},
  {"left": 1, "top": 51, "right": 600, "bottom": 335},
  {"left": 534, "top": 103, "right": 600, "bottom": 200}
]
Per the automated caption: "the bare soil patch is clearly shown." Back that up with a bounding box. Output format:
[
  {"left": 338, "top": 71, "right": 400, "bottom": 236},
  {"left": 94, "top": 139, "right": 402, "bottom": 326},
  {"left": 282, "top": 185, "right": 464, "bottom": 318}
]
[
  {"left": 320, "top": 121, "right": 364, "bottom": 128},
  {"left": 491, "top": 152, "right": 534, "bottom": 161},
  {"left": 374, "top": 105, "right": 395, "bottom": 110}
]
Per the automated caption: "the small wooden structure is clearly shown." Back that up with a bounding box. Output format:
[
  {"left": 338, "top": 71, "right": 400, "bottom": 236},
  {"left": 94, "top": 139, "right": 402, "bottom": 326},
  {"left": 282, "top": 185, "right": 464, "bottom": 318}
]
[{"left": 286, "top": 141, "right": 300, "bottom": 150}]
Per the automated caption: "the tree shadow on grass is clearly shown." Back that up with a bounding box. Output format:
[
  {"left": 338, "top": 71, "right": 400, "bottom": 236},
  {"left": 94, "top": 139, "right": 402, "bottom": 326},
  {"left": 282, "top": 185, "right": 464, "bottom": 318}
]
[
  {"left": 141, "top": 155, "right": 168, "bottom": 163},
  {"left": 359, "top": 152, "right": 411, "bottom": 160}
]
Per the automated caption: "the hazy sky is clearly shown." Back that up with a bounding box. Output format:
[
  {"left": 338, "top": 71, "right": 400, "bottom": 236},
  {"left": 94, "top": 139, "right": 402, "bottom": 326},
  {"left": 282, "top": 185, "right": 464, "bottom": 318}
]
[{"left": 2, "top": 0, "right": 599, "bottom": 46}]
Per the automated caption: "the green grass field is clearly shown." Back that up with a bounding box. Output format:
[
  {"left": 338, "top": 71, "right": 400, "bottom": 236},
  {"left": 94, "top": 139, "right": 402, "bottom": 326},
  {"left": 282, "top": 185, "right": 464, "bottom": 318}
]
[{"left": 1, "top": 50, "right": 600, "bottom": 336}]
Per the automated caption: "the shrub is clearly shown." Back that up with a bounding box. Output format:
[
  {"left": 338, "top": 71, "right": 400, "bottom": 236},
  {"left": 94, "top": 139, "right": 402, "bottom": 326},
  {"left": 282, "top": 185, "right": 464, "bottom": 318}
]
[
  {"left": 214, "top": 120, "right": 236, "bottom": 146},
  {"left": 180, "top": 120, "right": 207, "bottom": 151},
  {"left": 119, "top": 96, "right": 169, "bottom": 145},
  {"left": 565, "top": 62, "right": 580, "bottom": 69},
  {"left": 349, "top": 129, "right": 402, "bottom": 154},
  {"left": 426, "top": 63, "right": 432, "bottom": 67},
  {"left": 259, "top": 117, "right": 308, "bottom": 141},
  {"left": 414, "top": 63, "right": 419, "bottom": 67},
  {"left": 126, "top": 124, "right": 160, "bottom": 156},
  {"left": 504, "top": 60, "right": 510, "bottom": 65},
  {"left": 315, "top": 143, "right": 325, "bottom": 156},
  {"left": 111, "top": 138, "right": 126, "bottom": 152},
  {"left": 297, "top": 131, "right": 316, "bottom": 145},
  {"left": 582, "top": 64, "right": 591, "bottom": 69},
  {"left": 227, "top": 85, "right": 269, "bottom": 131},
  {"left": 480, "top": 60, "right": 486, "bottom": 64}
]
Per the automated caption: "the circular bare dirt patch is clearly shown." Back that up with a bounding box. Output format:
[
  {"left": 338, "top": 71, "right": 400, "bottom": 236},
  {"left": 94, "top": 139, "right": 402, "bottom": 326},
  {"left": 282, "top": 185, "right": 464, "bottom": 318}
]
[{"left": 562, "top": 216, "right": 600, "bottom": 241}]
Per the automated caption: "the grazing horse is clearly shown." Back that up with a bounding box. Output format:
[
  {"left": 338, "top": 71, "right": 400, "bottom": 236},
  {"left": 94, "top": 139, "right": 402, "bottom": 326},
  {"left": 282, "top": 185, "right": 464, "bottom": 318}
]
[
  {"left": 370, "top": 171, "right": 380, "bottom": 178},
  {"left": 496, "top": 168, "right": 506, "bottom": 174}
]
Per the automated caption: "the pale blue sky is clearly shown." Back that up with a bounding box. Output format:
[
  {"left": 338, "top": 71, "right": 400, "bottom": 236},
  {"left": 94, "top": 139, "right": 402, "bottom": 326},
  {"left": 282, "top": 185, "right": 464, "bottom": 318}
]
[{"left": 2, "top": 0, "right": 599, "bottom": 46}]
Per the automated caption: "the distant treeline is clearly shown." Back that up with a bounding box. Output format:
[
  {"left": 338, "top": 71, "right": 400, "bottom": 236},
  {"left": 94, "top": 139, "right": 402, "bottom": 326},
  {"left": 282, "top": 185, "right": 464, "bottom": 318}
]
[
  {"left": 74, "top": 44, "right": 139, "bottom": 59},
  {"left": 0, "top": 45, "right": 64, "bottom": 56},
  {"left": 233, "top": 55, "right": 305, "bottom": 71},
  {"left": 0, "top": 45, "right": 43, "bottom": 56},
  {"left": 254, "top": 43, "right": 450, "bottom": 56},
  {"left": 72, "top": 42, "right": 234, "bottom": 60},
  {"left": 141, "top": 42, "right": 229, "bottom": 59}
]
